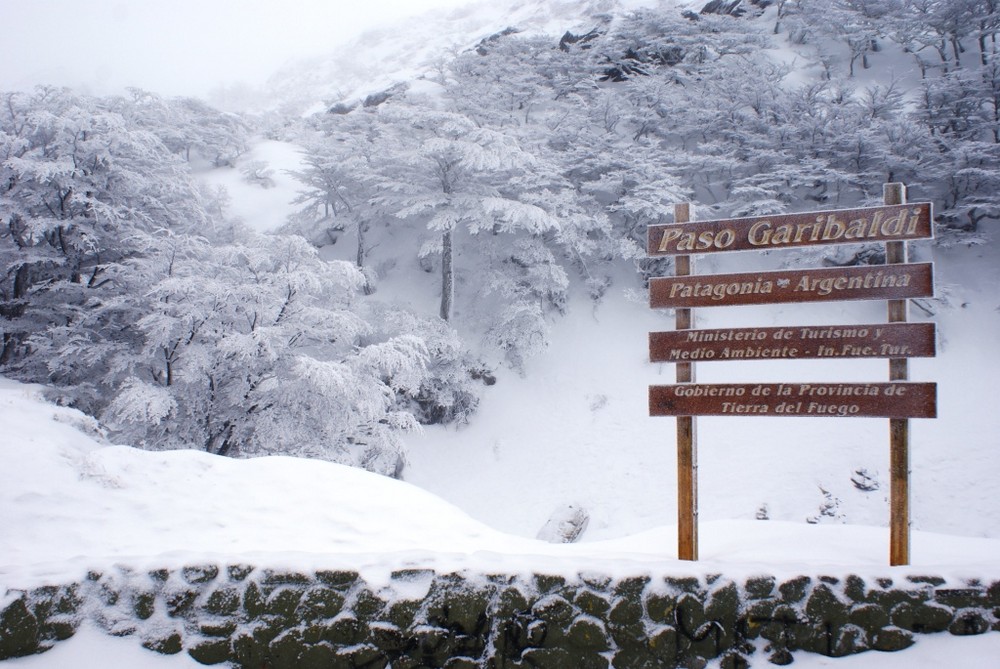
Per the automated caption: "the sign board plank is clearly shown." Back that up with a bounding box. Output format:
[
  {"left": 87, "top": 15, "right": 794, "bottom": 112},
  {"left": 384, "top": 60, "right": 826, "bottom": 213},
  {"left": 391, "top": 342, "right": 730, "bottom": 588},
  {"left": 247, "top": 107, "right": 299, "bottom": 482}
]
[
  {"left": 649, "top": 382, "right": 937, "bottom": 419},
  {"left": 649, "top": 263, "right": 933, "bottom": 309},
  {"left": 649, "top": 322, "right": 936, "bottom": 363},
  {"left": 647, "top": 203, "right": 933, "bottom": 256}
]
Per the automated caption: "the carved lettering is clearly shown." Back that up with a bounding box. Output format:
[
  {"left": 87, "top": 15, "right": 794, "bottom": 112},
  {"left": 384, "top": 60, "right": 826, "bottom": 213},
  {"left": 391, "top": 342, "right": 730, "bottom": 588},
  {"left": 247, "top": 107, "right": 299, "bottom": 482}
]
[
  {"left": 650, "top": 264, "right": 933, "bottom": 308},
  {"left": 649, "top": 383, "right": 937, "bottom": 418},
  {"left": 648, "top": 203, "right": 933, "bottom": 256}
]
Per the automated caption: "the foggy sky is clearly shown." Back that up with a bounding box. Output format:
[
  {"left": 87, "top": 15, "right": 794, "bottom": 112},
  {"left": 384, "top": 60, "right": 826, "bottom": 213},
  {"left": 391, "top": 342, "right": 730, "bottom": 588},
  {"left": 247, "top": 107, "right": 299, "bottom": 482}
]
[{"left": 0, "top": 0, "right": 474, "bottom": 98}]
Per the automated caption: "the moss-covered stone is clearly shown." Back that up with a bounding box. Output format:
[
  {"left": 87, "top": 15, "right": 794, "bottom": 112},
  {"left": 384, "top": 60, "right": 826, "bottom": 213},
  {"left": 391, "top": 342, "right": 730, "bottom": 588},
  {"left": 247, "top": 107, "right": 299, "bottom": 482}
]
[
  {"left": 828, "top": 622, "right": 868, "bottom": 657},
  {"left": 767, "top": 646, "right": 794, "bottom": 665},
  {"left": 322, "top": 614, "right": 365, "bottom": 646},
  {"left": 936, "top": 588, "right": 985, "bottom": 610},
  {"left": 427, "top": 586, "right": 489, "bottom": 636},
  {"left": 844, "top": 575, "right": 867, "bottom": 602},
  {"left": 231, "top": 629, "right": 269, "bottom": 668},
  {"left": 27, "top": 585, "right": 79, "bottom": 623},
  {"left": 493, "top": 585, "right": 530, "bottom": 619},
  {"left": 227, "top": 564, "right": 254, "bottom": 582},
  {"left": 574, "top": 589, "right": 610, "bottom": 618},
  {"left": 54, "top": 585, "right": 82, "bottom": 617},
  {"left": 351, "top": 589, "right": 387, "bottom": 621},
  {"left": 706, "top": 582, "right": 740, "bottom": 625},
  {"left": 674, "top": 592, "right": 721, "bottom": 661},
  {"left": 338, "top": 643, "right": 387, "bottom": 668},
  {"left": 369, "top": 622, "right": 408, "bottom": 654},
  {"left": 890, "top": 601, "right": 953, "bottom": 633},
  {"left": 534, "top": 574, "right": 567, "bottom": 595},
  {"left": 391, "top": 657, "right": 436, "bottom": 669},
  {"left": 188, "top": 638, "right": 232, "bottom": 665},
  {"left": 804, "top": 584, "right": 850, "bottom": 628},
  {"left": 532, "top": 594, "right": 576, "bottom": 629},
  {"left": 613, "top": 628, "right": 665, "bottom": 669},
  {"left": 296, "top": 587, "right": 345, "bottom": 620},
  {"left": 203, "top": 587, "right": 240, "bottom": 616},
  {"left": 147, "top": 569, "right": 169, "bottom": 583},
  {"left": 849, "top": 602, "right": 890, "bottom": 631},
  {"left": 385, "top": 598, "right": 421, "bottom": 631},
  {"left": 243, "top": 581, "right": 266, "bottom": 619},
  {"left": 262, "top": 569, "right": 312, "bottom": 586},
  {"left": 391, "top": 568, "right": 435, "bottom": 583},
  {"left": 199, "top": 620, "right": 238, "bottom": 638},
  {"left": 579, "top": 572, "right": 613, "bottom": 591},
  {"left": 525, "top": 618, "right": 548, "bottom": 647},
  {"left": 949, "top": 609, "right": 990, "bottom": 636},
  {"left": 142, "top": 631, "right": 183, "bottom": 655},
  {"left": 0, "top": 596, "right": 40, "bottom": 659},
  {"left": 645, "top": 591, "right": 676, "bottom": 625},
  {"left": 411, "top": 625, "right": 456, "bottom": 666},
  {"left": 182, "top": 564, "right": 219, "bottom": 585},
  {"left": 615, "top": 576, "right": 651, "bottom": 600},
  {"left": 267, "top": 628, "right": 304, "bottom": 669},
  {"left": 521, "top": 646, "right": 608, "bottom": 669},
  {"left": 871, "top": 626, "right": 914, "bottom": 652},
  {"left": 97, "top": 582, "right": 120, "bottom": 607},
  {"left": 986, "top": 580, "right": 1000, "bottom": 608},
  {"left": 565, "top": 616, "right": 609, "bottom": 652},
  {"left": 607, "top": 609, "right": 644, "bottom": 649},
  {"left": 165, "top": 588, "right": 199, "bottom": 617},
  {"left": 866, "top": 585, "right": 928, "bottom": 612},
  {"left": 315, "top": 570, "right": 359, "bottom": 590},
  {"left": 647, "top": 624, "right": 679, "bottom": 657},
  {"left": 663, "top": 576, "right": 701, "bottom": 595},
  {"left": 906, "top": 575, "right": 946, "bottom": 587},
  {"left": 298, "top": 642, "right": 337, "bottom": 669},
  {"left": 39, "top": 619, "right": 76, "bottom": 642},
  {"left": 744, "top": 576, "right": 775, "bottom": 600},
  {"left": 132, "top": 591, "right": 156, "bottom": 620},
  {"left": 265, "top": 586, "right": 305, "bottom": 619},
  {"left": 718, "top": 649, "right": 752, "bottom": 669},
  {"left": 756, "top": 604, "right": 802, "bottom": 646},
  {"left": 778, "top": 576, "right": 812, "bottom": 603}
]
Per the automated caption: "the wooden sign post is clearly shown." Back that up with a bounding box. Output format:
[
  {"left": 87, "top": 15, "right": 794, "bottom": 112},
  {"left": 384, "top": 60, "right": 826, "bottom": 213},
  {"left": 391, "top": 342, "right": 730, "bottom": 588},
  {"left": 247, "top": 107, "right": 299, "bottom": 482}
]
[
  {"left": 673, "top": 203, "right": 698, "bottom": 562},
  {"left": 647, "top": 185, "right": 936, "bottom": 565},
  {"left": 885, "top": 183, "right": 911, "bottom": 566}
]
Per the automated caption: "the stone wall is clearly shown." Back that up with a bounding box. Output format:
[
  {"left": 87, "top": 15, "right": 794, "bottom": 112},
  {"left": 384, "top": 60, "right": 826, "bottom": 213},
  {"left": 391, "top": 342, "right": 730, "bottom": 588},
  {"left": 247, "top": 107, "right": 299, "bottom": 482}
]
[{"left": 2, "top": 565, "right": 998, "bottom": 667}]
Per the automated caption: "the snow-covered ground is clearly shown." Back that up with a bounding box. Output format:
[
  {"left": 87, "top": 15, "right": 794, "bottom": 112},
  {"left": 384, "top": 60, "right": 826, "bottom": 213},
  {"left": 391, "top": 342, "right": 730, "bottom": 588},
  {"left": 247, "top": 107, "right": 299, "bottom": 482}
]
[
  {"left": 2, "top": 200, "right": 1000, "bottom": 667},
  {"left": 196, "top": 140, "right": 307, "bottom": 233},
  {"left": 2, "top": 360, "right": 1000, "bottom": 668}
]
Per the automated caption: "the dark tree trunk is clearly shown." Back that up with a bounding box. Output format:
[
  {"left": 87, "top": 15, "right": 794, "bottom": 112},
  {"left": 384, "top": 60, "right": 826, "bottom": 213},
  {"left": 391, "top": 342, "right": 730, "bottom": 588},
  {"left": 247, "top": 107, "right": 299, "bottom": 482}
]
[{"left": 440, "top": 229, "right": 453, "bottom": 321}]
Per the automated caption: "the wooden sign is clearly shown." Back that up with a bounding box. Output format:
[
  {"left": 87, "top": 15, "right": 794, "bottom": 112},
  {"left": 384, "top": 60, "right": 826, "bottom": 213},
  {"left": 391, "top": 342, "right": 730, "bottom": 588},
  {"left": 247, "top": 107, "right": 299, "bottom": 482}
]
[
  {"left": 650, "top": 322, "right": 936, "bottom": 363},
  {"left": 648, "top": 184, "right": 936, "bottom": 565},
  {"left": 649, "top": 382, "right": 937, "bottom": 419},
  {"left": 647, "top": 203, "right": 933, "bottom": 256},
  {"left": 649, "top": 263, "right": 933, "bottom": 309}
]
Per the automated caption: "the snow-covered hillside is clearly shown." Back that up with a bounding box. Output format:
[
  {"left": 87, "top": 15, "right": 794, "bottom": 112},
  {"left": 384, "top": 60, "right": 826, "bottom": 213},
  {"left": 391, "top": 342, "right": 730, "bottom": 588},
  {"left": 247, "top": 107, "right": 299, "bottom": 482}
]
[
  {"left": 197, "top": 144, "right": 1000, "bottom": 546},
  {"left": 260, "top": 0, "right": 704, "bottom": 114}
]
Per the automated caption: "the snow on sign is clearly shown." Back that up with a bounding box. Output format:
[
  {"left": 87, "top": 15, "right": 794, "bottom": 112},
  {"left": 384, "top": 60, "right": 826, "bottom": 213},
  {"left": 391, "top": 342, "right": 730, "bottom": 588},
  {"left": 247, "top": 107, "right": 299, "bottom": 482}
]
[
  {"left": 647, "top": 185, "right": 936, "bottom": 565},
  {"left": 646, "top": 202, "right": 932, "bottom": 256}
]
